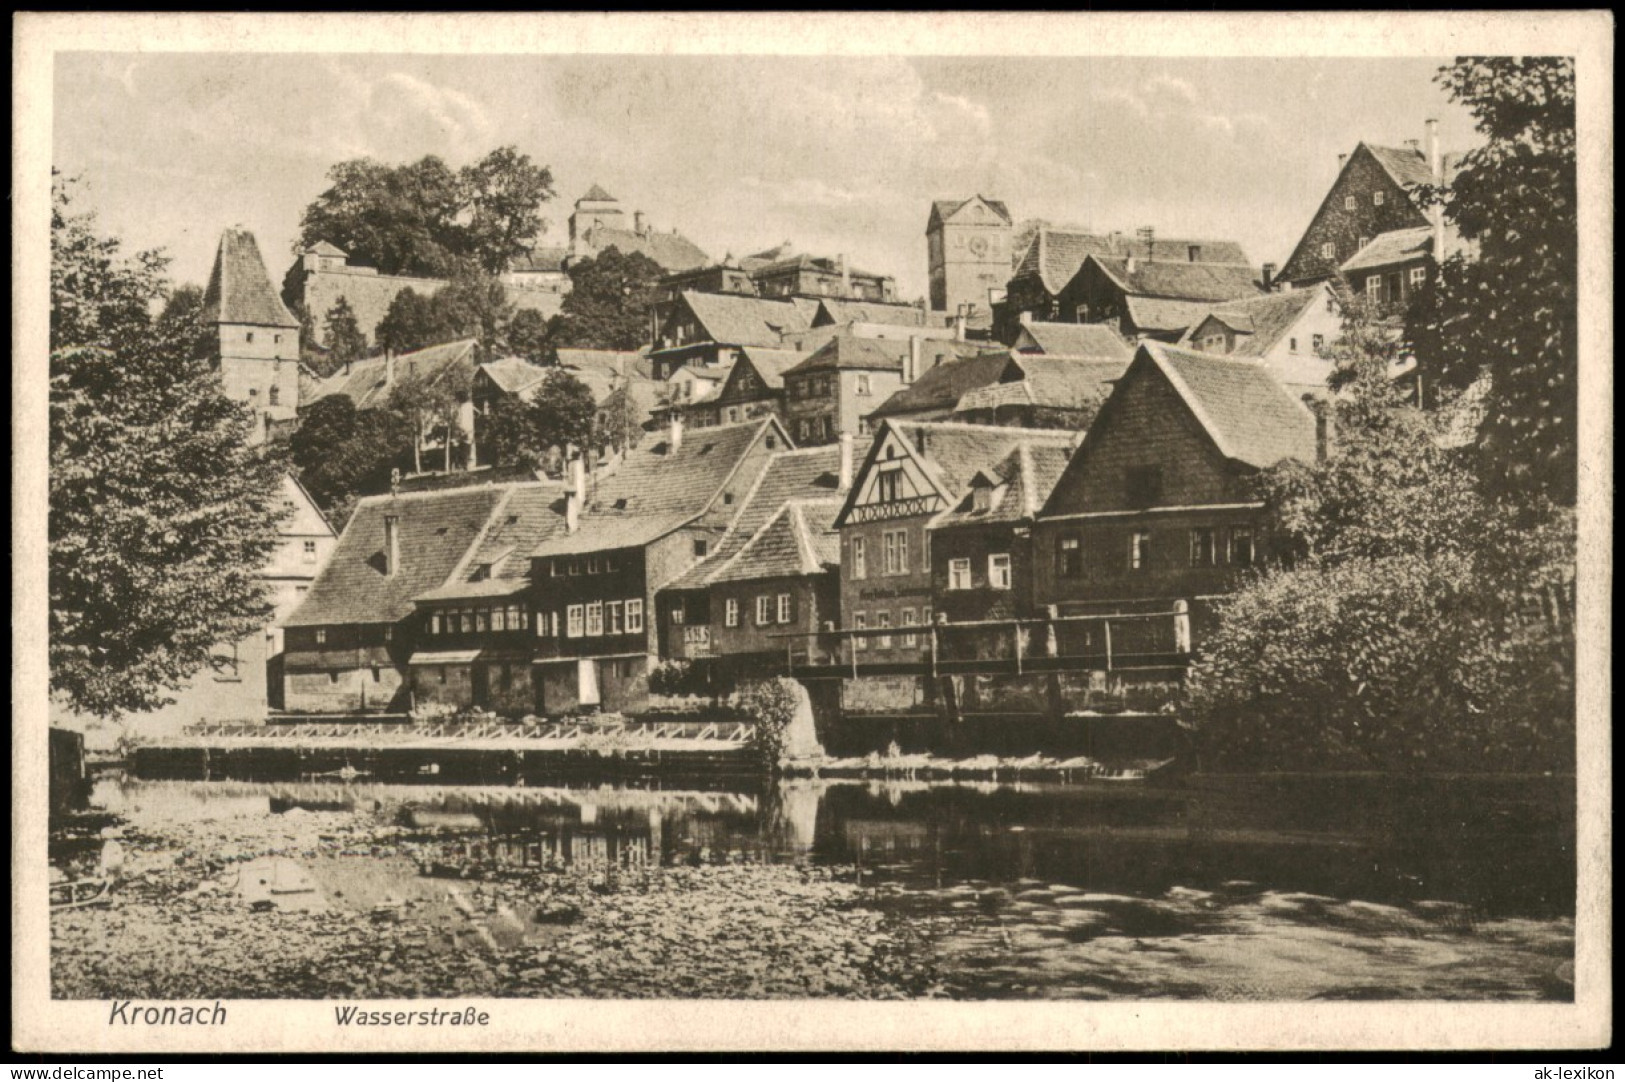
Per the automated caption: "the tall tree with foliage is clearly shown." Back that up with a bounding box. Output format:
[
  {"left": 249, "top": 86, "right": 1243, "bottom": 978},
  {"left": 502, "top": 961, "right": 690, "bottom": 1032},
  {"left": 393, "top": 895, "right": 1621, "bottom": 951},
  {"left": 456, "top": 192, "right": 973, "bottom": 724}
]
[
  {"left": 288, "top": 394, "right": 415, "bottom": 527},
  {"left": 431, "top": 270, "right": 515, "bottom": 360},
  {"left": 548, "top": 247, "right": 664, "bottom": 351},
  {"left": 505, "top": 306, "right": 552, "bottom": 365},
  {"left": 479, "top": 371, "right": 597, "bottom": 472},
  {"left": 374, "top": 287, "right": 443, "bottom": 355},
  {"left": 50, "top": 175, "right": 289, "bottom": 719},
  {"left": 323, "top": 296, "right": 369, "bottom": 373},
  {"left": 461, "top": 146, "right": 556, "bottom": 275},
  {"left": 294, "top": 147, "right": 554, "bottom": 279},
  {"left": 1409, "top": 57, "right": 1577, "bottom": 507}
]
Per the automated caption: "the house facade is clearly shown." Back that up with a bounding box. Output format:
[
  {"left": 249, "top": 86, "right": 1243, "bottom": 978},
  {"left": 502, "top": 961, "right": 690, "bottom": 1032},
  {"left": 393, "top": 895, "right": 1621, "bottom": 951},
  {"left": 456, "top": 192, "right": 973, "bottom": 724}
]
[
  {"left": 1055, "top": 254, "right": 1265, "bottom": 343},
  {"left": 1275, "top": 126, "right": 1455, "bottom": 290},
  {"left": 1177, "top": 283, "right": 1346, "bottom": 397},
  {"left": 282, "top": 484, "right": 518, "bottom": 713},
  {"left": 1032, "top": 342, "right": 1319, "bottom": 654},
  {"left": 781, "top": 335, "right": 918, "bottom": 445},
  {"left": 833, "top": 421, "right": 1076, "bottom": 665},
  {"left": 999, "top": 227, "right": 1253, "bottom": 342},
  {"left": 701, "top": 347, "right": 810, "bottom": 428},
  {"left": 656, "top": 442, "right": 849, "bottom": 671},
  {"left": 523, "top": 417, "right": 791, "bottom": 712},
  {"left": 646, "top": 290, "right": 816, "bottom": 380}
]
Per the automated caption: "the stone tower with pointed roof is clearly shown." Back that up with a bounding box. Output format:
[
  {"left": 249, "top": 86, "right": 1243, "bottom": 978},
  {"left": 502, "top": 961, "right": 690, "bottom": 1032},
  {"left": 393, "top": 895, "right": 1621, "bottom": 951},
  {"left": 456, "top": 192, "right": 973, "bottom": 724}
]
[
  {"left": 926, "top": 195, "right": 1013, "bottom": 327},
  {"left": 203, "top": 226, "right": 301, "bottom": 442},
  {"left": 568, "top": 184, "right": 629, "bottom": 257}
]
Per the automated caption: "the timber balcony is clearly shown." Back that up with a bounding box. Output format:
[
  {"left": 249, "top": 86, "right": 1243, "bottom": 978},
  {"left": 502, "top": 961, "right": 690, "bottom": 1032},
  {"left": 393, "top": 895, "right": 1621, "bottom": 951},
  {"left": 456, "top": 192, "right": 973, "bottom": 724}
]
[{"left": 771, "top": 605, "right": 1195, "bottom": 680}]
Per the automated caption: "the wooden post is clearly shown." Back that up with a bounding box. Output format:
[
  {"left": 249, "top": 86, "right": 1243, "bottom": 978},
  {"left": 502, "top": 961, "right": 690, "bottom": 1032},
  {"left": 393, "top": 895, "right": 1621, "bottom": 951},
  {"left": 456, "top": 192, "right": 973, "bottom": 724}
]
[
  {"left": 1103, "top": 619, "right": 1113, "bottom": 672},
  {"left": 1014, "top": 620, "right": 1024, "bottom": 675},
  {"left": 1045, "top": 604, "right": 1059, "bottom": 658},
  {"left": 1173, "top": 599, "right": 1191, "bottom": 655},
  {"left": 929, "top": 624, "right": 939, "bottom": 678},
  {"left": 850, "top": 631, "right": 859, "bottom": 679}
]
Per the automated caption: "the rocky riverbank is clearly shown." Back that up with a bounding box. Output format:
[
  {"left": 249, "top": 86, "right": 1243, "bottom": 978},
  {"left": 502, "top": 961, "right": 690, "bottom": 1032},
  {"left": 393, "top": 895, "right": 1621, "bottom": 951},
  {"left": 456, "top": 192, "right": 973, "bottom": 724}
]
[{"left": 50, "top": 803, "right": 943, "bottom": 1000}]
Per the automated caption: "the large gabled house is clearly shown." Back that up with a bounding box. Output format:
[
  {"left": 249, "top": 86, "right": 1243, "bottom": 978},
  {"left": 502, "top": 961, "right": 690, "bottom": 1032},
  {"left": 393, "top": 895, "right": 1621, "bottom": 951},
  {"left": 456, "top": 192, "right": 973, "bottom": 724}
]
[
  {"left": 281, "top": 484, "right": 524, "bottom": 713},
  {"left": 833, "top": 421, "right": 1077, "bottom": 665},
  {"left": 1276, "top": 124, "right": 1461, "bottom": 291},
  {"left": 1032, "top": 341, "right": 1319, "bottom": 654},
  {"left": 647, "top": 290, "right": 817, "bottom": 380},
  {"left": 999, "top": 227, "right": 1253, "bottom": 342},
  {"left": 1176, "top": 283, "right": 1346, "bottom": 398},
  {"left": 523, "top": 416, "right": 793, "bottom": 712},
  {"left": 1056, "top": 254, "right": 1267, "bottom": 343},
  {"left": 698, "top": 346, "right": 811, "bottom": 429},
  {"left": 308, "top": 338, "right": 481, "bottom": 469},
  {"left": 657, "top": 442, "right": 850, "bottom": 671}
]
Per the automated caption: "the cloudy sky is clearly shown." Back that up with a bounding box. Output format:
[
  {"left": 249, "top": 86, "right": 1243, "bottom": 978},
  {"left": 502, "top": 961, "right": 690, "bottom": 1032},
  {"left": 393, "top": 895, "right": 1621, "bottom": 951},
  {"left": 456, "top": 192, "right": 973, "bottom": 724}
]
[{"left": 53, "top": 53, "right": 1478, "bottom": 300}]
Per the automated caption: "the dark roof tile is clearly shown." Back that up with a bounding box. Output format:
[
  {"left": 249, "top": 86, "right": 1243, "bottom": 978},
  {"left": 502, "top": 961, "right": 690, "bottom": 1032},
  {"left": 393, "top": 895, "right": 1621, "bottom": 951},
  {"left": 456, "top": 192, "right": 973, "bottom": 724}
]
[{"left": 202, "top": 228, "right": 300, "bottom": 328}]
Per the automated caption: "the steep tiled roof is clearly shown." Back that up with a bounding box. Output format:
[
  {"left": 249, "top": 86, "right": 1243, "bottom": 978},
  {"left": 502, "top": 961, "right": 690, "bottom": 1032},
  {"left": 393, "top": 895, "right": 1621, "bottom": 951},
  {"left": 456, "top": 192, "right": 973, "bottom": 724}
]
[
  {"left": 588, "top": 229, "right": 710, "bottom": 273},
  {"left": 929, "top": 196, "right": 1013, "bottom": 228},
  {"left": 679, "top": 291, "right": 813, "bottom": 347},
  {"left": 202, "top": 228, "right": 300, "bottom": 328},
  {"left": 968, "top": 356, "right": 1125, "bottom": 413},
  {"left": 413, "top": 484, "right": 568, "bottom": 602},
  {"left": 735, "top": 347, "right": 812, "bottom": 391},
  {"left": 284, "top": 485, "right": 513, "bottom": 627},
  {"left": 882, "top": 421, "right": 1077, "bottom": 503},
  {"left": 1179, "top": 288, "right": 1325, "bottom": 359},
  {"left": 706, "top": 499, "right": 844, "bottom": 585},
  {"left": 1340, "top": 227, "right": 1434, "bottom": 274},
  {"left": 664, "top": 445, "right": 843, "bottom": 590},
  {"left": 749, "top": 253, "right": 890, "bottom": 282},
  {"left": 480, "top": 356, "right": 550, "bottom": 396},
  {"left": 865, "top": 347, "right": 1010, "bottom": 420},
  {"left": 579, "top": 184, "right": 616, "bottom": 202},
  {"left": 1015, "top": 228, "right": 1253, "bottom": 295},
  {"left": 1143, "top": 342, "right": 1317, "bottom": 470},
  {"left": 311, "top": 339, "right": 478, "bottom": 411},
  {"left": 785, "top": 335, "right": 910, "bottom": 375},
  {"left": 1014, "top": 321, "right": 1132, "bottom": 359},
  {"left": 555, "top": 348, "right": 650, "bottom": 401},
  {"left": 531, "top": 418, "right": 786, "bottom": 559},
  {"left": 307, "top": 240, "right": 347, "bottom": 257},
  {"left": 1087, "top": 256, "right": 1264, "bottom": 303},
  {"left": 1365, "top": 143, "right": 1461, "bottom": 192},
  {"left": 933, "top": 442, "right": 1075, "bottom": 529},
  {"left": 812, "top": 299, "right": 927, "bottom": 327},
  {"left": 1122, "top": 296, "right": 1221, "bottom": 336}
]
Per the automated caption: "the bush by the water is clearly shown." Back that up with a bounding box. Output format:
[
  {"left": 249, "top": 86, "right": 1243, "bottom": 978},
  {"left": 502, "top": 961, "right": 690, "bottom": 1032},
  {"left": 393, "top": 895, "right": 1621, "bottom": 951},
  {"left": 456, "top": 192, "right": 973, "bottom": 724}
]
[
  {"left": 647, "top": 659, "right": 712, "bottom": 698},
  {"left": 735, "top": 677, "right": 805, "bottom": 766}
]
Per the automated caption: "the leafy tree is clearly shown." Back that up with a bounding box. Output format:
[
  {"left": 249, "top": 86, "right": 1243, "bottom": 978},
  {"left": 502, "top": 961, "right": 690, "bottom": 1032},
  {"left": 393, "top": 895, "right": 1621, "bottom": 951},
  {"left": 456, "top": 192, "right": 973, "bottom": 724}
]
[
  {"left": 374, "top": 287, "right": 443, "bottom": 355},
  {"left": 505, "top": 306, "right": 553, "bottom": 364},
  {"left": 323, "top": 296, "right": 369, "bottom": 372},
  {"left": 528, "top": 370, "right": 596, "bottom": 459},
  {"left": 432, "top": 270, "right": 514, "bottom": 360},
  {"left": 50, "top": 176, "right": 289, "bottom": 719},
  {"left": 593, "top": 382, "right": 647, "bottom": 453},
  {"left": 288, "top": 394, "right": 414, "bottom": 527},
  {"left": 1409, "top": 57, "right": 1577, "bottom": 507},
  {"left": 296, "top": 156, "right": 467, "bottom": 278},
  {"left": 461, "top": 146, "right": 556, "bottom": 275},
  {"left": 477, "top": 393, "right": 550, "bottom": 470},
  {"left": 295, "top": 147, "right": 555, "bottom": 279},
  {"left": 388, "top": 362, "right": 472, "bottom": 474},
  {"left": 549, "top": 247, "right": 664, "bottom": 351}
]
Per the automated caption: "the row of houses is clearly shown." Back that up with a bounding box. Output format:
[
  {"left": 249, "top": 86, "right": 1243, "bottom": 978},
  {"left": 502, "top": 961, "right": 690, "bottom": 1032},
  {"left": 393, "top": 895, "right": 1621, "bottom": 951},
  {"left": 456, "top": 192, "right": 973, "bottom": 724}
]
[{"left": 280, "top": 333, "right": 1322, "bottom": 716}]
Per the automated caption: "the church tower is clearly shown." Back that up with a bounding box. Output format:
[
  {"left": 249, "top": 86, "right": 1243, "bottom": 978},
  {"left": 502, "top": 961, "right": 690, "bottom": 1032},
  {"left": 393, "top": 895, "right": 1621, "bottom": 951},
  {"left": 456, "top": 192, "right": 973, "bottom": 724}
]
[
  {"left": 926, "top": 196, "right": 1013, "bottom": 325},
  {"left": 201, "top": 227, "right": 301, "bottom": 443}
]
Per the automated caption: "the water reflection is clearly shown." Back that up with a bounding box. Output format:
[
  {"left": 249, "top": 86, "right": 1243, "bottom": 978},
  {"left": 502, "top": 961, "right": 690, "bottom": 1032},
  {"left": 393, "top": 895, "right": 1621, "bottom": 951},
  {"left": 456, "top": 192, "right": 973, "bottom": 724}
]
[{"left": 91, "top": 773, "right": 1574, "bottom": 920}]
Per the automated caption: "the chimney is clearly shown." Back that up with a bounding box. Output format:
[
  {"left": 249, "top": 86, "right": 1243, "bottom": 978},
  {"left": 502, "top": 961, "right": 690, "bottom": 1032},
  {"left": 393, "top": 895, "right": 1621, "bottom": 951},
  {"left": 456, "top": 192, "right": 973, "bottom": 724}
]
[
  {"left": 951, "top": 306, "right": 967, "bottom": 342},
  {"left": 669, "top": 414, "right": 684, "bottom": 453},
  {"left": 572, "top": 453, "right": 587, "bottom": 502},
  {"left": 839, "top": 253, "right": 852, "bottom": 298},
  {"left": 1426, "top": 117, "right": 1445, "bottom": 259},
  {"left": 1262, "top": 263, "right": 1277, "bottom": 291},
  {"left": 838, "top": 432, "right": 854, "bottom": 492},
  {"left": 1125, "top": 254, "right": 1137, "bottom": 274},
  {"left": 383, "top": 514, "right": 400, "bottom": 577},
  {"left": 905, "top": 335, "right": 921, "bottom": 385},
  {"left": 1136, "top": 226, "right": 1155, "bottom": 260},
  {"left": 634, "top": 210, "right": 648, "bottom": 237},
  {"left": 1108, "top": 231, "right": 1123, "bottom": 253},
  {"left": 1337, "top": 152, "right": 1349, "bottom": 172}
]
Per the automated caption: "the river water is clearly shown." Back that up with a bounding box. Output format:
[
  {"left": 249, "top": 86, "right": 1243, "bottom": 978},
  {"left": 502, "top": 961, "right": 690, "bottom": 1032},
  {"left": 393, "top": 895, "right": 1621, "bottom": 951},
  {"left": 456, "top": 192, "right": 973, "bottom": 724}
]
[{"left": 79, "top": 773, "right": 1575, "bottom": 1000}]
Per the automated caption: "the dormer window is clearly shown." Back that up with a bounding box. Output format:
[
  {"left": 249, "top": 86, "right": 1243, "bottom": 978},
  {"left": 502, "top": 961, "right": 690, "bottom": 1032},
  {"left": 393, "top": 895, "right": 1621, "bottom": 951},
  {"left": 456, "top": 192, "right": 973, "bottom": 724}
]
[{"left": 972, "top": 483, "right": 995, "bottom": 513}]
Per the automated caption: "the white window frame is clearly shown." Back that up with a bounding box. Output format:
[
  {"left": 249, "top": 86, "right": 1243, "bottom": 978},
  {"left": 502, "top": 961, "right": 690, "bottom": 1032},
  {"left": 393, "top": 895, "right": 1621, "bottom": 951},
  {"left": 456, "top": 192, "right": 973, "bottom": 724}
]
[
  {"left": 1189, "top": 527, "right": 1219, "bottom": 568},
  {"left": 756, "top": 595, "right": 773, "bottom": 626},
  {"left": 302, "top": 540, "right": 318, "bottom": 563},
  {"left": 1374, "top": 191, "right": 1386, "bottom": 206},
  {"left": 625, "top": 599, "right": 644, "bottom": 634},
  {"left": 1365, "top": 275, "right": 1383, "bottom": 299},
  {"left": 988, "top": 553, "right": 1013, "bottom": 590},
  {"left": 1343, "top": 195, "right": 1355, "bottom": 210},
  {"left": 585, "top": 601, "right": 604, "bottom": 636},
  {"left": 607, "top": 600, "right": 624, "bottom": 635},
  {"left": 856, "top": 374, "right": 872, "bottom": 396},
  {"left": 948, "top": 558, "right": 972, "bottom": 590},
  {"left": 725, "top": 597, "right": 739, "bottom": 627},
  {"left": 567, "top": 605, "right": 585, "bottom": 638},
  {"left": 777, "top": 593, "right": 792, "bottom": 624},
  {"left": 1229, "top": 527, "right": 1256, "bottom": 567},
  {"left": 430, "top": 613, "right": 442, "bottom": 635},
  {"left": 315, "top": 628, "right": 327, "bottom": 644},
  {"left": 851, "top": 537, "right": 867, "bottom": 579},
  {"left": 852, "top": 612, "right": 867, "bottom": 651},
  {"left": 1409, "top": 265, "right": 1428, "bottom": 288},
  {"left": 875, "top": 610, "right": 892, "bottom": 649},
  {"left": 883, "top": 528, "right": 909, "bottom": 575},
  {"left": 1312, "top": 334, "right": 1326, "bottom": 353},
  {"left": 492, "top": 607, "right": 507, "bottom": 632},
  {"left": 901, "top": 608, "right": 917, "bottom": 648},
  {"left": 1320, "top": 242, "right": 1335, "bottom": 259},
  {"left": 1130, "top": 531, "right": 1150, "bottom": 572}
]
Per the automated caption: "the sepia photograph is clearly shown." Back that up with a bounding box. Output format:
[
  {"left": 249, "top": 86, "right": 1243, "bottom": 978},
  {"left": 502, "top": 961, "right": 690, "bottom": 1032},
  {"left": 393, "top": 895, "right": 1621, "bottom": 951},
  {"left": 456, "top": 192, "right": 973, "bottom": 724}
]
[{"left": 12, "top": 12, "right": 1611, "bottom": 1054}]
